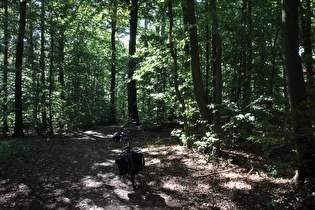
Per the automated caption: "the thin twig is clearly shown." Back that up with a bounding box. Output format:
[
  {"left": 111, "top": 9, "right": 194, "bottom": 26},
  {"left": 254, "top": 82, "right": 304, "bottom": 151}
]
[
  {"left": 246, "top": 160, "right": 254, "bottom": 176},
  {"left": 193, "top": 167, "right": 239, "bottom": 178}
]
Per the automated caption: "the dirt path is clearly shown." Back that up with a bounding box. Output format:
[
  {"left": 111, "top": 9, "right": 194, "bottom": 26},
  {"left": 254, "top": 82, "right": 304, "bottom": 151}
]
[{"left": 0, "top": 125, "right": 303, "bottom": 209}]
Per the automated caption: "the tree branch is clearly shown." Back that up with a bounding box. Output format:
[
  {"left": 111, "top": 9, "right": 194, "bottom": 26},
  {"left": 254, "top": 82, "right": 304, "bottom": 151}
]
[{"left": 193, "top": 167, "right": 239, "bottom": 178}]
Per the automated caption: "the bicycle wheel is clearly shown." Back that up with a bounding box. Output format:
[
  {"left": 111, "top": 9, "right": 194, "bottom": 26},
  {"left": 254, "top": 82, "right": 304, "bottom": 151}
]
[
  {"left": 130, "top": 168, "right": 136, "bottom": 190},
  {"left": 127, "top": 156, "right": 136, "bottom": 190}
]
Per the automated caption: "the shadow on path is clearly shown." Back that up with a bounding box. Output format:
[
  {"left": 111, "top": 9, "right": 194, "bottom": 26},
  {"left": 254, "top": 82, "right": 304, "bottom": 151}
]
[{"left": 1, "top": 124, "right": 300, "bottom": 209}]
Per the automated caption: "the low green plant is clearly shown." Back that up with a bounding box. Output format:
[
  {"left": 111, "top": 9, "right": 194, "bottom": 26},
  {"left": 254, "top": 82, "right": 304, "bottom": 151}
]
[{"left": 194, "top": 132, "right": 219, "bottom": 154}]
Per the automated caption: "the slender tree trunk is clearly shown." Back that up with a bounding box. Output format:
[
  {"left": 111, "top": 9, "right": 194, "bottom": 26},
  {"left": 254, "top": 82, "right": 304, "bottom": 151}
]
[
  {"left": 205, "top": 23, "right": 211, "bottom": 104},
  {"left": 2, "top": 0, "right": 9, "bottom": 135},
  {"left": 282, "top": 0, "right": 314, "bottom": 186},
  {"left": 110, "top": 5, "right": 117, "bottom": 123},
  {"left": 242, "top": 0, "right": 252, "bottom": 108},
  {"left": 168, "top": 2, "right": 190, "bottom": 147},
  {"left": 28, "top": 17, "right": 40, "bottom": 134},
  {"left": 13, "top": 1, "right": 27, "bottom": 137},
  {"left": 300, "top": 0, "right": 314, "bottom": 92},
  {"left": 267, "top": 31, "right": 279, "bottom": 109},
  {"left": 127, "top": 0, "right": 140, "bottom": 124},
  {"left": 40, "top": 0, "right": 47, "bottom": 133},
  {"left": 185, "top": 0, "right": 211, "bottom": 132},
  {"left": 300, "top": 0, "right": 314, "bottom": 127},
  {"left": 210, "top": 0, "right": 222, "bottom": 155},
  {"left": 48, "top": 26, "right": 55, "bottom": 135},
  {"left": 58, "top": 28, "right": 65, "bottom": 99},
  {"left": 182, "top": 3, "right": 190, "bottom": 72}
]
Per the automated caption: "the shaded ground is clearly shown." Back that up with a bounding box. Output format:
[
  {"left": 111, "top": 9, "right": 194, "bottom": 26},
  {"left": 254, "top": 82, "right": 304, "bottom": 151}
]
[{"left": 0, "top": 124, "right": 305, "bottom": 209}]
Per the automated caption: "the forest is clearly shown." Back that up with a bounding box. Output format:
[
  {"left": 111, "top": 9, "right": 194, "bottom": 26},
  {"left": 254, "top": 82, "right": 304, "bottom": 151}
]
[{"left": 1, "top": 0, "right": 315, "bottom": 209}]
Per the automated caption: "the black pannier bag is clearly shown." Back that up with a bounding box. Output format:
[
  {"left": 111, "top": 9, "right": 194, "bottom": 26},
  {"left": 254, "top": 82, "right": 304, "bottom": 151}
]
[
  {"left": 132, "top": 150, "right": 145, "bottom": 172},
  {"left": 115, "top": 153, "right": 128, "bottom": 175}
]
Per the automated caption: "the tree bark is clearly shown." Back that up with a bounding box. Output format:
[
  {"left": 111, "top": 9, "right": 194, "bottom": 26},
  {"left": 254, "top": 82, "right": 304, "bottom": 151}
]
[
  {"left": 168, "top": 2, "right": 190, "bottom": 147},
  {"left": 185, "top": 0, "right": 211, "bottom": 131},
  {"left": 13, "top": 1, "right": 27, "bottom": 137},
  {"left": 210, "top": 0, "right": 222, "bottom": 155},
  {"left": 282, "top": 0, "right": 314, "bottom": 186},
  {"left": 40, "top": 0, "right": 47, "bottom": 133},
  {"left": 110, "top": 4, "right": 117, "bottom": 122},
  {"left": 2, "top": 0, "right": 9, "bottom": 135},
  {"left": 127, "top": 0, "right": 140, "bottom": 124},
  {"left": 242, "top": 0, "right": 252, "bottom": 108},
  {"left": 300, "top": 0, "right": 314, "bottom": 92},
  {"left": 48, "top": 25, "right": 55, "bottom": 135}
]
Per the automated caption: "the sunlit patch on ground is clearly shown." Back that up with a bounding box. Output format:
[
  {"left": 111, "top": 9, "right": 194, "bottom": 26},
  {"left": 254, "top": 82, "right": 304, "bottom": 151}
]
[
  {"left": 0, "top": 183, "right": 30, "bottom": 207},
  {"left": 221, "top": 171, "right": 245, "bottom": 179},
  {"left": 83, "top": 130, "right": 111, "bottom": 139},
  {"left": 75, "top": 198, "right": 104, "bottom": 210},
  {"left": 81, "top": 176, "right": 103, "bottom": 188},
  {"left": 92, "top": 160, "right": 115, "bottom": 169},
  {"left": 114, "top": 189, "right": 130, "bottom": 200},
  {"left": 223, "top": 180, "right": 252, "bottom": 190},
  {"left": 0, "top": 125, "right": 304, "bottom": 209},
  {"left": 162, "top": 179, "right": 186, "bottom": 191}
]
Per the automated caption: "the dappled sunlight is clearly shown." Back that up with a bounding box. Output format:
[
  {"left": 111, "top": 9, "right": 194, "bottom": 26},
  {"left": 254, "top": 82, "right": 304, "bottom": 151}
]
[
  {"left": 0, "top": 183, "right": 30, "bottom": 207},
  {"left": 91, "top": 160, "right": 115, "bottom": 170},
  {"left": 81, "top": 176, "right": 103, "bottom": 188},
  {"left": 223, "top": 180, "right": 253, "bottom": 190},
  {"left": 0, "top": 125, "right": 302, "bottom": 209},
  {"left": 114, "top": 189, "right": 130, "bottom": 200},
  {"left": 162, "top": 179, "right": 187, "bottom": 191},
  {"left": 75, "top": 198, "right": 104, "bottom": 210},
  {"left": 111, "top": 149, "right": 122, "bottom": 153},
  {"left": 221, "top": 171, "right": 245, "bottom": 179}
]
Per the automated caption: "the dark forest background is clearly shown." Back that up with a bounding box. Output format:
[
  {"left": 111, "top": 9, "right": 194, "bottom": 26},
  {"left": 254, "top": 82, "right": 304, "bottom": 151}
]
[{"left": 1, "top": 0, "right": 314, "bottom": 191}]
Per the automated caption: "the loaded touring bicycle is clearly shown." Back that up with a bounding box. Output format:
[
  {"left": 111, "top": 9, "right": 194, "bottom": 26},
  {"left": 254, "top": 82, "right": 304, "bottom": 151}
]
[{"left": 113, "top": 128, "right": 145, "bottom": 190}]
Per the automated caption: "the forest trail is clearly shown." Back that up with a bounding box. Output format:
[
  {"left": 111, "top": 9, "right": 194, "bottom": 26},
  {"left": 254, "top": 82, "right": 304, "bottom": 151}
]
[{"left": 0, "top": 124, "right": 301, "bottom": 209}]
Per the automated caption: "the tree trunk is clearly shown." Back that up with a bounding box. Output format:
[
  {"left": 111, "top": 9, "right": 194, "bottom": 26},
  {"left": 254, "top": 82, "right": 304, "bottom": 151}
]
[
  {"left": 110, "top": 4, "right": 117, "bottom": 122},
  {"left": 13, "top": 1, "right": 27, "bottom": 137},
  {"left": 267, "top": 31, "right": 279, "bottom": 109},
  {"left": 205, "top": 23, "right": 211, "bottom": 104},
  {"left": 28, "top": 18, "right": 40, "bottom": 135},
  {"left": 185, "top": 0, "right": 211, "bottom": 131},
  {"left": 48, "top": 26, "right": 55, "bottom": 135},
  {"left": 40, "top": 0, "right": 47, "bottom": 133},
  {"left": 58, "top": 27, "right": 65, "bottom": 100},
  {"left": 210, "top": 0, "right": 222, "bottom": 155},
  {"left": 168, "top": 2, "right": 190, "bottom": 147},
  {"left": 300, "top": 0, "right": 314, "bottom": 127},
  {"left": 242, "top": 0, "right": 252, "bottom": 108},
  {"left": 300, "top": 0, "right": 314, "bottom": 93},
  {"left": 2, "top": 0, "right": 9, "bottom": 135},
  {"left": 127, "top": 0, "right": 140, "bottom": 124},
  {"left": 282, "top": 0, "right": 314, "bottom": 186}
]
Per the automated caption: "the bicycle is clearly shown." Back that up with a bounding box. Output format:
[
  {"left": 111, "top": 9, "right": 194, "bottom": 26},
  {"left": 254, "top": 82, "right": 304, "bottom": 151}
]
[{"left": 113, "top": 128, "right": 144, "bottom": 190}]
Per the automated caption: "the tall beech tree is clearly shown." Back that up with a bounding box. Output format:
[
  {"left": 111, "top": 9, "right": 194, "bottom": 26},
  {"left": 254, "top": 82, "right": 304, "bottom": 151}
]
[
  {"left": 125, "top": 0, "right": 140, "bottom": 124},
  {"left": 13, "top": 1, "right": 27, "bottom": 137},
  {"left": 40, "top": 0, "right": 48, "bottom": 133},
  {"left": 168, "top": 2, "right": 190, "bottom": 146},
  {"left": 210, "top": 0, "right": 222, "bottom": 154},
  {"left": 282, "top": 0, "right": 314, "bottom": 186},
  {"left": 185, "top": 0, "right": 211, "bottom": 133},
  {"left": 110, "top": 3, "right": 118, "bottom": 122},
  {"left": 2, "top": 0, "right": 9, "bottom": 135}
]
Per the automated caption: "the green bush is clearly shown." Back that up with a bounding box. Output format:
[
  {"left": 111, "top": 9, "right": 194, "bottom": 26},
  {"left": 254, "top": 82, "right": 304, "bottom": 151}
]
[{"left": 194, "top": 132, "right": 219, "bottom": 153}]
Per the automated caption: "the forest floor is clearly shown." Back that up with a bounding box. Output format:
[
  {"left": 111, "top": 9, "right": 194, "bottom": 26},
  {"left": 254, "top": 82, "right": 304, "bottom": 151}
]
[{"left": 0, "top": 124, "right": 309, "bottom": 209}]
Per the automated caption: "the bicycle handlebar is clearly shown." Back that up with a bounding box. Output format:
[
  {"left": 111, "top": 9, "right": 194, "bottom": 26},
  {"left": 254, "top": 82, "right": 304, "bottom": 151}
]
[{"left": 113, "top": 129, "right": 129, "bottom": 142}]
